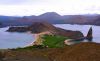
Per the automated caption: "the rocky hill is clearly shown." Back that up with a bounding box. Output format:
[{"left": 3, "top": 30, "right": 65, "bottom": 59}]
[
  {"left": 7, "top": 22, "right": 84, "bottom": 39},
  {"left": 1, "top": 12, "right": 100, "bottom": 26}
]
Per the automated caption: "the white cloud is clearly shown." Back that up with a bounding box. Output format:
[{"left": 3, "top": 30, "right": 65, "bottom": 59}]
[
  {"left": 0, "top": 0, "right": 34, "bottom": 5},
  {"left": 0, "top": 0, "right": 100, "bottom": 16}
]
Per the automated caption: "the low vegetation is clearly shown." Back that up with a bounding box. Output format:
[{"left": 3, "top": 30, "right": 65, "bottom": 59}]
[
  {"left": 1, "top": 42, "right": 100, "bottom": 61},
  {"left": 11, "top": 35, "right": 68, "bottom": 51},
  {"left": 11, "top": 45, "right": 46, "bottom": 51},
  {"left": 42, "top": 35, "right": 68, "bottom": 48}
]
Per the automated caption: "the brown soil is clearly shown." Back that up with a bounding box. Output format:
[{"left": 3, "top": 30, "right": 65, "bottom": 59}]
[
  {"left": 48, "top": 42, "right": 100, "bottom": 61},
  {"left": 1, "top": 42, "right": 100, "bottom": 61}
]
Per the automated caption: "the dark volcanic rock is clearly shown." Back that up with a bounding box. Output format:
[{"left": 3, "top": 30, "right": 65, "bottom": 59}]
[
  {"left": 55, "top": 27, "right": 83, "bottom": 39},
  {"left": 86, "top": 27, "right": 93, "bottom": 41},
  {"left": 27, "top": 22, "right": 57, "bottom": 33},
  {"left": 27, "top": 22, "right": 84, "bottom": 39},
  {"left": 7, "top": 22, "right": 84, "bottom": 39},
  {"left": 7, "top": 27, "right": 28, "bottom": 32}
]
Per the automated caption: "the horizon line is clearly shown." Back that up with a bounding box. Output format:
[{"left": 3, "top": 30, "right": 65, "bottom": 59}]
[{"left": 0, "top": 12, "right": 99, "bottom": 17}]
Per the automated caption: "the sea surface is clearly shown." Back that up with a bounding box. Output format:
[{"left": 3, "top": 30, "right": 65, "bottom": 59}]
[
  {"left": 55, "top": 24, "right": 100, "bottom": 43},
  {"left": 0, "top": 27, "right": 34, "bottom": 49},
  {"left": 0, "top": 24, "right": 100, "bottom": 49}
]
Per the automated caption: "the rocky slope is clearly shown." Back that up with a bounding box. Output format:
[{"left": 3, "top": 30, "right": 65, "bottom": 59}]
[
  {"left": 0, "top": 42, "right": 100, "bottom": 61},
  {"left": 7, "top": 27, "right": 28, "bottom": 32},
  {"left": 1, "top": 12, "right": 100, "bottom": 26},
  {"left": 7, "top": 22, "right": 84, "bottom": 39}
]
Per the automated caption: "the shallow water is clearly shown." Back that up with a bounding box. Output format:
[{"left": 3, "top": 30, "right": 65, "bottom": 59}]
[
  {"left": 55, "top": 24, "right": 100, "bottom": 43},
  {"left": 0, "top": 27, "right": 34, "bottom": 49},
  {"left": 0, "top": 24, "right": 100, "bottom": 49}
]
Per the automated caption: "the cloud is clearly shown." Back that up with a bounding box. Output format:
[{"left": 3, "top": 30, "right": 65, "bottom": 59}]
[
  {"left": 0, "top": 0, "right": 100, "bottom": 16},
  {"left": 0, "top": 0, "right": 35, "bottom": 5}
]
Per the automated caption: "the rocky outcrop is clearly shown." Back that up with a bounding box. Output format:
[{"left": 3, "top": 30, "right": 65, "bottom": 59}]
[
  {"left": 86, "top": 27, "right": 93, "bottom": 41},
  {"left": 27, "top": 22, "right": 57, "bottom": 33},
  {"left": 64, "top": 27, "right": 93, "bottom": 45},
  {"left": 55, "top": 27, "right": 83, "bottom": 39},
  {"left": 7, "top": 27, "right": 28, "bottom": 32},
  {"left": 7, "top": 22, "right": 84, "bottom": 39},
  {"left": 28, "top": 22, "right": 84, "bottom": 39}
]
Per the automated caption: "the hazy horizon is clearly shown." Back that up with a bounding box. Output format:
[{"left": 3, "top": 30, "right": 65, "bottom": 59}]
[{"left": 0, "top": 0, "right": 100, "bottom": 16}]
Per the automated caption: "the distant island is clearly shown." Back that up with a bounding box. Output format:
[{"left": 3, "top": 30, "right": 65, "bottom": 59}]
[{"left": 0, "top": 12, "right": 100, "bottom": 27}]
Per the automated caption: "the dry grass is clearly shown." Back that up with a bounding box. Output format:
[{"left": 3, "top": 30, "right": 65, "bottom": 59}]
[{"left": 1, "top": 42, "right": 100, "bottom": 61}]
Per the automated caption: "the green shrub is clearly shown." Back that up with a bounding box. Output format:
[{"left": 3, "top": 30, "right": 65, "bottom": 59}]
[
  {"left": 12, "top": 35, "right": 68, "bottom": 50},
  {"left": 11, "top": 45, "right": 46, "bottom": 50},
  {"left": 42, "top": 35, "right": 68, "bottom": 48}
]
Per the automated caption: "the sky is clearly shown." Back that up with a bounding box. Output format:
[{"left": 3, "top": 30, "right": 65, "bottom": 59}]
[{"left": 0, "top": 0, "right": 100, "bottom": 16}]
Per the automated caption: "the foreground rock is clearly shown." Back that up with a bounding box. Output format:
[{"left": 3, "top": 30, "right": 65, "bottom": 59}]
[
  {"left": 0, "top": 42, "right": 100, "bottom": 61},
  {"left": 7, "top": 22, "right": 84, "bottom": 39}
]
